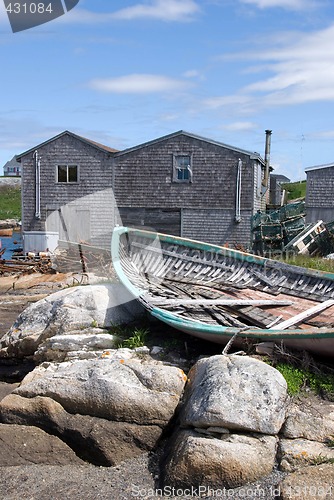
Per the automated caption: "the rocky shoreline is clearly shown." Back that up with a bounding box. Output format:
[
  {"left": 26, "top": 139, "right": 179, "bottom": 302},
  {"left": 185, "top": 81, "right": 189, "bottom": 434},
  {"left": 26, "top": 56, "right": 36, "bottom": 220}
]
[
  {"left": 0, "top": 273, "right": 333, "bottom": 499},
  {"left": 0, "top": 219, "right": 20, "bottom": 230}
]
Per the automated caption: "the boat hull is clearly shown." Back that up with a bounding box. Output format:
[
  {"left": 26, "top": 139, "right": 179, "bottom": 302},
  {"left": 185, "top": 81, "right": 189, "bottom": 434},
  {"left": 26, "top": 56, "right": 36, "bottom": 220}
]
[
  {"left": 151, "top": 307, "right": 334, "bottom": 358},
  {"left": 111, "top": 226, "right": 334, "bottom": 357}
]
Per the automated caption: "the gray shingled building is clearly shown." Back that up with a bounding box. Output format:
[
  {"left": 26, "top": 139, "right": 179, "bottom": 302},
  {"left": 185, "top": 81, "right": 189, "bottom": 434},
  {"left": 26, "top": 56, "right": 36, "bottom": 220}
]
[
  {"left": 305, "top": 163, "right": 334, "bottom": 223},
  {"left": 16, "top": 130, "right": 268, "bottom": 253}
]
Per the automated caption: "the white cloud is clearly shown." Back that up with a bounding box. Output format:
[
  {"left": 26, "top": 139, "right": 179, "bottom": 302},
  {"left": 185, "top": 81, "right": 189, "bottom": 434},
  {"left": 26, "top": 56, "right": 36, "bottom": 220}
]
[
  {"left": 111, "top": 0, "right": 200, "bottom": 21},
  {"left": 245, "top": 24, "right": 334, "bottom": 105},
  {"left": 59, "top": 0, "right": 200, "bottom": 24},
  {"left": 183, "top": 70, "right": 200, "bottom": 78},
  {"left": 203, "top": 94, "right": 252, "bottom": 109},
  {"left": 206, "top": 23, "right": 334, "bottom": 112},
  {"left": 182, "top": 69, "right": 206, "bottom": 81},
  {"left": 221, "top": 121, "right": 258, "bottom": 132},
  {"left": 238, "top": 0, "right": 316, "bottom": 10},
  {"left": 89, "top": 74, "right": 191, "bottom": 94}
]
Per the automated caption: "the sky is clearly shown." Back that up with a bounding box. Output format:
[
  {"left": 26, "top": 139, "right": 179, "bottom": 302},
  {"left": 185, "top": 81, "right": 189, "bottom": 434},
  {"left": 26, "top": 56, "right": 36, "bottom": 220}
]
[{"left": 1, "top": 0, "right": 334, "bottom": 181}]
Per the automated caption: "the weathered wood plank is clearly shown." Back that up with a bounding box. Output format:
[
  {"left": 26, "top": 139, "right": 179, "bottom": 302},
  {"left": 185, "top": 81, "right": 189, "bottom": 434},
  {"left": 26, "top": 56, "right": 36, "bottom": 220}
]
[
  {"left": 150, "top": 298, "right": 293, "bottom": 307},
  {"left": 269, "top": 299, "right": 334, "bottom": 330},
  {"left": 131, "top": 241, "right": 232, "bottom": 270}
]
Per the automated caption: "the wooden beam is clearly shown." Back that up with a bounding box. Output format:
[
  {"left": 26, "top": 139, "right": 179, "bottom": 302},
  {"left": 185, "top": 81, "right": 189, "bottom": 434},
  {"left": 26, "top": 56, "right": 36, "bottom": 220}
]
[
  {"left": 130, "top": 241, "right": 231, "bottom": 271},
  {"left": 269, "top": 299, "right": 334, "bottom": 330},
  {"left": 150, "top": 298, "right": 293, "bottom": 307}
]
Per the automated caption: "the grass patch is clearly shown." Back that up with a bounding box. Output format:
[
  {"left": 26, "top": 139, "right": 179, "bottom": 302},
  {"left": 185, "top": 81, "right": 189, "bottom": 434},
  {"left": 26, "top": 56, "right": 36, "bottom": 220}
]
[
  {"left": 274, "top": 362, "right": 334, "bottom": 399},
  {"left": 274, "top": 363, "right": 305, "bottom": 395},
  {"left": 120, "top": 328, "right": 148, "bottom": 349},
  {"left": 279, "top": 254, "right": 334, "bottom": 274},
  {"left": 281, "top": 180, "right": 306, "bottom": 201},
  {"left": 309, "top": 455, "right": 334, "bottom": 466},
  {"left": 0, "top": 184, "right": 21, "bottom": 220},
  {"left": 326, "top": 438, "right": 334, "bottom": 448},
  {"left": 112, "top": 325, "right": 149, "bottom": 349},
  {"left": 308, "top": 371, "right": 334, "bottom": 400}
]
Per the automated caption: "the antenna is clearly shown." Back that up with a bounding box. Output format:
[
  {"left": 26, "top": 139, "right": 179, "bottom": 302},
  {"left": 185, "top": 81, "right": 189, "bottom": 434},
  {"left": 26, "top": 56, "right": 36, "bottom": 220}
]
[{"left": 299, "top": 133, "right": 305, "bottom": 180}]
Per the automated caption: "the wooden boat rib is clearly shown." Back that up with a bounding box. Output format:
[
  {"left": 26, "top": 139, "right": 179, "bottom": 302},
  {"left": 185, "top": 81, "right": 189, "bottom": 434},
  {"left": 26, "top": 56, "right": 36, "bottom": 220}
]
[{"left": 111, "top": 226, "right": 334, "bottom": 357}]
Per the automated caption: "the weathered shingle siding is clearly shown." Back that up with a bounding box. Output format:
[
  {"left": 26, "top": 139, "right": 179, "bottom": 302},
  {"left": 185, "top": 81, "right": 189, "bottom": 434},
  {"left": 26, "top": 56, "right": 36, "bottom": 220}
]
[
  {"left": 116, "top": 207, "right": 181, "bottom": 235},
  {"left": 21, "top": 134, "right": 114, "bottom": 247},
  {"left": 306, "top": 167, "right": 334, "bottom": 223},
  {"left": 20, "top": 131, "right": 263, "bottom": 249},
  {"left": 114, "top": 135, "right": 256, "bottom": 246},
  {"left": 115, "top": 136, "right": 254, "bottom": 209},
  {"left": 181, "top": 209, "right": 253, "bottom": 248}
]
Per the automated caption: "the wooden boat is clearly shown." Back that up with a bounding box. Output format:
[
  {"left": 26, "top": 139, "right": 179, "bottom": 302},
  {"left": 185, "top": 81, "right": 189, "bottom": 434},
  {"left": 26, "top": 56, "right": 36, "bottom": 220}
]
[
  {"left": 111, "top": 226, "right": 334, "bottom": 358},
  {"left": 0, "top": 228, "right": 13, "bottom": 237}
]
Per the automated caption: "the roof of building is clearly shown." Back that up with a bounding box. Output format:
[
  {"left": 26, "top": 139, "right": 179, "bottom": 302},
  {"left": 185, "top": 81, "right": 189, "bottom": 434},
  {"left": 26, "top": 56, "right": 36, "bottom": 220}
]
[
  {"left": 270, "top": 174, "right": 291, "bottom": 183},
  {"left": 114, "top": 130, "right": 266, "bottom": 164},
  {"left": 82, "top": 136, "right": 119, "bottom": 154},
  {"left": 15, "top": 129, "right": 266, "bottom": 165},
  {"left": 16, "top": 130, "right": 119, "bottom": 161},
  {"left": 3, "top": 155, "right": 20, "bottom": 169},
  {"left": 305, "top": 162, "right": 334, "bottom": 173}
]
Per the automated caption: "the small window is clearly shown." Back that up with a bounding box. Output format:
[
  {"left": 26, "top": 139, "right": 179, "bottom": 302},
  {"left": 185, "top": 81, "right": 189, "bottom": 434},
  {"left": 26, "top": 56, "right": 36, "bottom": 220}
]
[
  {"left": 173, "top": 155, "right": 192, "bottom": 183},
  {"left": 57, "top": 164, "right": 78, "bottom": 183}
]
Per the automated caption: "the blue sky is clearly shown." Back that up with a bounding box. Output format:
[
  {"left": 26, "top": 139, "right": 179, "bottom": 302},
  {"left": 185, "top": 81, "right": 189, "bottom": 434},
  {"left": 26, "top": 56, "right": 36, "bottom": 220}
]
[{"left": 1, "top": 0, "right": 334, "bottom": 180}]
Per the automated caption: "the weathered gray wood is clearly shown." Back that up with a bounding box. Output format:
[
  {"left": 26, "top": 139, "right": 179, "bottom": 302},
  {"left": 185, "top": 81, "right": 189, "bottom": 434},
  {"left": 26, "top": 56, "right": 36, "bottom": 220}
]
[
  {"left": 233, "top": 304, "right": 280, "bottom": 328},
  {"left": 119, "top": 207, "right": 181, "bottom": 236},
  {"left": 119, "top": 229, "right": 334, "bottom": 337},
  {"left": 269, "top": 299, "right": 334, "bottom": 330},
  {"left": 20, "top": 133, "right": 116, "bottom": 248},
  {"left": 252, "top": 270, "right": 275, "bottom": 287},
  {"left": 306, "top": 166, "right": 334, "bottom": 224},
  {"left": 150, "top": 298, "right": 293, "bottom": 307},
  {"left": 131, "top": 241, "right": 231, "bottom": 271},
  {"left": 265, "top": 316, "right": 283, "bottom": 328}
]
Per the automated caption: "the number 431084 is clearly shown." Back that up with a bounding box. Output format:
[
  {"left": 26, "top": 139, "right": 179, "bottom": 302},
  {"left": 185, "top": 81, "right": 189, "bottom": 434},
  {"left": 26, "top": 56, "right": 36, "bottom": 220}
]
[{"left": 6, "top": 3, "right": 53, "bottom": 14}]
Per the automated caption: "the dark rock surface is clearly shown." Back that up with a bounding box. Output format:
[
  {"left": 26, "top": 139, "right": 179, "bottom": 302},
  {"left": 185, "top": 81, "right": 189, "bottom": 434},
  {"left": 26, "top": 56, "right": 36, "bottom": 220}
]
[
  {"left": 0, "top": 423, "right": 84, "bottom": 466},
  {"left": 0, "top": 381, "right": 18, "bottom": 401}
]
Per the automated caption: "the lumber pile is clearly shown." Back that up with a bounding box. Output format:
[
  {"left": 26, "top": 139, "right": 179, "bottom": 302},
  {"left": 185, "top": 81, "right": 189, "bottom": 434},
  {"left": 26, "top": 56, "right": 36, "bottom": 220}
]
[
  {"left": 0, "top": 240, "right": 116, "bottom": 278},
  {"left": 0, "top": 257, "right": 52, "bottom": 275}
]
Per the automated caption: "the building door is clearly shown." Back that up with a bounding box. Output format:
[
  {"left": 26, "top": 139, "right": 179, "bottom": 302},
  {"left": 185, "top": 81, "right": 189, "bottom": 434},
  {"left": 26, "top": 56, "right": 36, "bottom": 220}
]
[{"left": 46, "top": 206, "right": 91, "bottom": 243}]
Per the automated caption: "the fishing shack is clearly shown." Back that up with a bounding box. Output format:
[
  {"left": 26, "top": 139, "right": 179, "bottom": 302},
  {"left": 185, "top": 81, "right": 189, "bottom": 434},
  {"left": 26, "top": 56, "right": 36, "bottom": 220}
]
[
  {"left": 305, "top": 162, "right": 334, "bottom": 223},
  {"left": 16, "top": 131, "right": 118, "bottom": 254},
  {"left": 17, "top": 129, "right": 270, "bottom": 254},
  {"left": 113, "top": 130, "right": 269, "bottom": 249}
]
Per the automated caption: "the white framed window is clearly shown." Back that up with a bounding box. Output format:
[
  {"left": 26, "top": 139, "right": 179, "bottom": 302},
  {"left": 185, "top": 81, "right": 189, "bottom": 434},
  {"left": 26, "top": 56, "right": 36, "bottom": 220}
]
[
  {"left": 173, "top": 155, "right": 193, "bottom": 183},
  {"left": 57, "top": 164, "right": 78, "bottom": 183}
]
